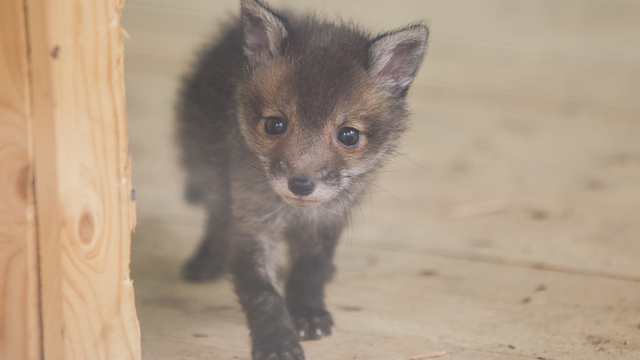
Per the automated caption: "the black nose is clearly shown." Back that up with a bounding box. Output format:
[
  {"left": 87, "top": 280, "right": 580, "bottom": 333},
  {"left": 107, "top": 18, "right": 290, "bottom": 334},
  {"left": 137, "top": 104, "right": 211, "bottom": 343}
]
[{"left": 288, "top": 177, "right": 315, "bottom": 196}]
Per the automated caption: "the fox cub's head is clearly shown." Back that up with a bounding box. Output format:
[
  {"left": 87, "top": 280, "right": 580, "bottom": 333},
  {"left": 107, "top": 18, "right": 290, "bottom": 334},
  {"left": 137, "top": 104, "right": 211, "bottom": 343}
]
[{"left": 236, "top": 0, "right": 428, "bottom": 208}]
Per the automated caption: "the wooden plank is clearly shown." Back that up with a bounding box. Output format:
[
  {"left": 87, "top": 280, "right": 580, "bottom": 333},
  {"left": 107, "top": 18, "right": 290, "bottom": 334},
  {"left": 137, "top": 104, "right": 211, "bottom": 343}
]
[
  {"left": 121, "top": 0, "right": 640, "bottom": 108},
  {"left": 122, "top": 39, "right": 640, "bottom": 109},
  {"left": 23, "top": 0, "right": 141, "bottom": 358},
  {"left": 130, "top": 221, "right": 640, "bottom": 359},
  {"left": 123, "top": 0, "right": 640, "bottom": 61},
  {"left": 137, "top": 307, "right": 522, "bottom": 360},
  {"left": 25, "top": 0, "right": 65, "bottom": 356},
  {"left": 0, "top": 1, "right": 40, "bottom": 359},
  {"left": 360, "top": 93, "right": 640, "bottom": 277}
]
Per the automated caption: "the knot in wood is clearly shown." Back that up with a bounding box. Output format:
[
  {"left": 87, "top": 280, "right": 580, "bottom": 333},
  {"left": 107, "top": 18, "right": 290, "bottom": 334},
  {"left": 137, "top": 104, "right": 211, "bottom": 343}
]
[
  {"left": 79, "top": 211, "right": 95, "bottom": 245},
  {"left": 16, "top": 165, "right": 29, "bottom": 203}
]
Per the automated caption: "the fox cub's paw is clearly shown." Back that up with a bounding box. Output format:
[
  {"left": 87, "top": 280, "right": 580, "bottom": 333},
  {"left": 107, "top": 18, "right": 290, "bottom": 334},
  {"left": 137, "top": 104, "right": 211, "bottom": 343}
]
[
  {"left": 290, "top": 308, "right": 335, "bottom": 341},
  {"left": 252, "top": 336, "right": 305, "bottom": 360},
  {"left": 181, "top": 252, "right": 225, "bottom": 282}
]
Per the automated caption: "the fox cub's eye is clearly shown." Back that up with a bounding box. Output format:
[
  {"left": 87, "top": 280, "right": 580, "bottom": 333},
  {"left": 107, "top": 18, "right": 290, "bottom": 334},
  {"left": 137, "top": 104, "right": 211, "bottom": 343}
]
[
  {"left": 265, "top": 117, "right": 286, "bottom": 135},
  {"left": 337, "top": 127, "right": 360, "bottom": 146}
]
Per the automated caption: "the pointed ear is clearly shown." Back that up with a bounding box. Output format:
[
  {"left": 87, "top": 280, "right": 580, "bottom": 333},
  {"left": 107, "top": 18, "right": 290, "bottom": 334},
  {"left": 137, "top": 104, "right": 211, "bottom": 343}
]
[
  {"left": 241, "top": 0, "right": 288, "bottom": 66},
  {"left": 368, "top": 24, "right": 428, "bottom": 95}
]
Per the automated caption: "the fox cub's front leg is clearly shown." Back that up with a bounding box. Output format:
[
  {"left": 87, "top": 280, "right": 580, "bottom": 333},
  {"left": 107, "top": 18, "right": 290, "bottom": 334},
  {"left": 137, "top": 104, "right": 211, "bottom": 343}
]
[
  {"left": 285, "top": 222, "right": 341, "bottom": 341},
  {"left": 230, "top": 232, "right": 305, "bottom": 360}
]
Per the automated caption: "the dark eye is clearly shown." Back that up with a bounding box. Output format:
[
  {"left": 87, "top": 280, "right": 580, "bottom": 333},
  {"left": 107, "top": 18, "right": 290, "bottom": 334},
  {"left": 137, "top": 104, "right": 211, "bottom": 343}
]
[
  {"left": 337, "top": 127, "right": 360, "bottom": 146},
  {"left": 264, "top": 117, "right": 286, "bottom": 135}
]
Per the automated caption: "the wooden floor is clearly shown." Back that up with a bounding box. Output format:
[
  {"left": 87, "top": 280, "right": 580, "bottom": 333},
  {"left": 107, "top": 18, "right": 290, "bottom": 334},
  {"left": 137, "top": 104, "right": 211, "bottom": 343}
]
[{"left": 121, "top": 1, "right": 640, "bottom": 359}]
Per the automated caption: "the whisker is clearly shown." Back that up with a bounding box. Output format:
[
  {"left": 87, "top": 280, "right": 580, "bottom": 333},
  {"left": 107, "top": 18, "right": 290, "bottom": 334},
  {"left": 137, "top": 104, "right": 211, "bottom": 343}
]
[
  {"left": 318, "top": 205, "right": 341, "bottom": 216},
  {"left": 356, "top": 178, "right": 374, "bottom": 218},
  {"left": 397, "top": 152, "right": 432, "bottom": 171},
  {"left": 371, "top": 169, "right": 406, "bottom": 173},
  {"left": 346, "top": 194, "right": 353, "bottom": 254},
  {"left": 236, "top": 191, "right": 265, "bottom": 217},
  {"left": 259, "top": 203, "right": 286, "bottom": 221},
  {"left": 363, "top": 178, "right": 406, "bottom": 209},
  {"left": 346, "top": 189, "right": 364, "bottom": 224},
  {"left": 337, "top": 196, "right": 352, "bottom": 255}
]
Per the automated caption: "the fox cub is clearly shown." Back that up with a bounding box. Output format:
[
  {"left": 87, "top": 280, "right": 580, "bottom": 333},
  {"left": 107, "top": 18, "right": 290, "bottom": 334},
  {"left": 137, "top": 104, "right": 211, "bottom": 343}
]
[{"left": 176, "top": 0, "right": 428, "bottom": 359}]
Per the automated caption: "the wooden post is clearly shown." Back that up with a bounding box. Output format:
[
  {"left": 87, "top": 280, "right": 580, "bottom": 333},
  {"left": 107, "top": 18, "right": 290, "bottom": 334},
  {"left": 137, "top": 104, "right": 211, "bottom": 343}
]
[
  {"left": 0, "top": 0, "right": 141, "bottom": 359},
  {"left": 0, "top": 1, "right": 40, "bottom": 359}
]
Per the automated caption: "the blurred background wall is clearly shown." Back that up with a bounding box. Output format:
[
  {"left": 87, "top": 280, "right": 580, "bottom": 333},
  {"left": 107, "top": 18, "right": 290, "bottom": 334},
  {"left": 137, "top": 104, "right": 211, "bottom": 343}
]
[{"left": 123, "top": 0, "right": 640, "bottom": 274}]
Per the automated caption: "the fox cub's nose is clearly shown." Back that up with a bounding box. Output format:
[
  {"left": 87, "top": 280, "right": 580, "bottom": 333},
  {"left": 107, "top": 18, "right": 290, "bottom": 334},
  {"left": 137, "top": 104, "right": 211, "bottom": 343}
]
[{"left": 288, "top": 177, "right": 315, "bottom": 196}]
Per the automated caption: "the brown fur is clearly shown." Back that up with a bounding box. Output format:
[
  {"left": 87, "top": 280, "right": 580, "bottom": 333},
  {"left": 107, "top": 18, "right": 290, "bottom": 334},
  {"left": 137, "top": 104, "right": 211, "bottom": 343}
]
[{"left": 176, "top": 1, "right": 428, "bottom": 359}]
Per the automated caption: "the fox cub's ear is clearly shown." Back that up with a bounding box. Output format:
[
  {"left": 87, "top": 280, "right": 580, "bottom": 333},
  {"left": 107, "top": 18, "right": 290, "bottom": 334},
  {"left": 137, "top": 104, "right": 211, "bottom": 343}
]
[
  {"left": 368, "top": 24, "right": 429, "bottom": 96},
  {"left": 241, "top": 0, "right": 288, "bottom": 66}
]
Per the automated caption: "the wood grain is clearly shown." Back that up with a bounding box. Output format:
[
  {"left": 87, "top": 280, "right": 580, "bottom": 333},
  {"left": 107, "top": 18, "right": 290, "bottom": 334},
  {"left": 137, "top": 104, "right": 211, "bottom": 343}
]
[
  {"left": 22, "top": 0, "right": 141, "bottom": 358},
  {"left": 0, "top": 1, "right": 40, "bottom": 359},
  {"left": 130, "top": 222, "right": 640, "bottom": 360}
]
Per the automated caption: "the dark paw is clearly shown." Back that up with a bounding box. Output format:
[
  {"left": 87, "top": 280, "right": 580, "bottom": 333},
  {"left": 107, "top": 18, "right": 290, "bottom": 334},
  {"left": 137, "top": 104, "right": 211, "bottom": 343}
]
[
  {"left": 181, "top": 253, "right": 225, "bottom": 282},
  {"left": 253, "top": 340, "right": 305, "bottom": 360},
  {"left": 291, "top": 309, "right": 335, "bottom": 341}
]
